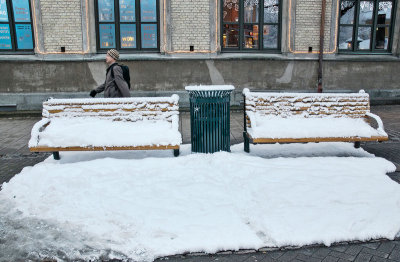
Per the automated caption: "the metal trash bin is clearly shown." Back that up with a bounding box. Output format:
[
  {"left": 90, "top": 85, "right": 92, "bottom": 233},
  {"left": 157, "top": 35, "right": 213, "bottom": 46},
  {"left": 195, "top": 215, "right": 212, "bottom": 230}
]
[{"left": 185, "top": 85, "right": 235, "bottom": 153}]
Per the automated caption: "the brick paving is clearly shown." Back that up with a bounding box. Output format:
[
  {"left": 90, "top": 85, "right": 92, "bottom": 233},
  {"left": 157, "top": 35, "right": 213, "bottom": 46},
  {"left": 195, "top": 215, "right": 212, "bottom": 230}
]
[{"left": 1, "top": 105, "right": 400, "bottom": 262}]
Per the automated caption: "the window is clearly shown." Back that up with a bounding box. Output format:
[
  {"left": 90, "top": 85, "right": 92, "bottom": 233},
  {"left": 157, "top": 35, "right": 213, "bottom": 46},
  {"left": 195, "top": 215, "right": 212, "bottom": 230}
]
[
  {"left": 0, "top": 0, "right": 34, "bottom": 52},
  {"left": 221, "top": 0, "right": 281, "bottom": 51},
  {"left": 95, "top": 0, "right": 159, "bottom": 52},
  {"left": 338, "top": 0, "right": 395, "bottom": 53}
]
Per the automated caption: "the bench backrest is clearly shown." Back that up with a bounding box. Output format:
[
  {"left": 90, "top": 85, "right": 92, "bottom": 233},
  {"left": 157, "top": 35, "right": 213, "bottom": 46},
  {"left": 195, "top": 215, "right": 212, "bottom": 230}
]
[
  {"left": 243, "top": 89, "right": 370, "bottom": 128},
  {"left": 42, "top": 95, "right": 180, "bottom": 124}
]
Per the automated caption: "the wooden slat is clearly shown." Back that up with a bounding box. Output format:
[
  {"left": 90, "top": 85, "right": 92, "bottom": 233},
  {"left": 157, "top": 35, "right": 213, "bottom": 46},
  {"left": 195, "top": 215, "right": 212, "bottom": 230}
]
[
  {"left": 44, "top": 101, "right": 176, "bottom": 107},
  {"left": 30, "top": 145, "right": 180, "bottom": 152},
  {"left": 249, "top": 135, "right": 389, "bottom": 144},
  {"left": 254, "top": 97, "right": 369, "bottom": 103}
]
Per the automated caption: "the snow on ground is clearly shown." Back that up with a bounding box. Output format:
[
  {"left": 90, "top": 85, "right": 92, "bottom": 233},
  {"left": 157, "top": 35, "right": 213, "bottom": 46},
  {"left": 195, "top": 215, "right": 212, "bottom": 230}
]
[{"left": 1, "top": 143, "right": 399, "bottom": 262}]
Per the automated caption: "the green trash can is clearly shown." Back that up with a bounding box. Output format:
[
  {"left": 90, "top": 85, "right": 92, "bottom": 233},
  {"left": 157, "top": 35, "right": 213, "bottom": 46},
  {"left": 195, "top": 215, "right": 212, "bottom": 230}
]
[{"left": 185, "top": 85, "right": 235, "bottom": 153}]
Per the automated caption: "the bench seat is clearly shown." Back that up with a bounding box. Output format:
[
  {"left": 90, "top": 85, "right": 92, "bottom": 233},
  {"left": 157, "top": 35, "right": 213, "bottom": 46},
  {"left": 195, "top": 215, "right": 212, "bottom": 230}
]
[
  {"left": 29, "top": 96, "right": 182, "bottom": 159},
  {"left": 243, "top": 89, "right": 388, "bottom": 152}
]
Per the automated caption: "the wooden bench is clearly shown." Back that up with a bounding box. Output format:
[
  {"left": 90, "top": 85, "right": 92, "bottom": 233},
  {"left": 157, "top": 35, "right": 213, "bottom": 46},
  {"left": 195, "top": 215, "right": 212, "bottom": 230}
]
[
  {"left": 29, "top": 95, "right": 182, "bottom": 159},
  {"left": 242, "top": 88, "right": 388, "bottom": 153}
]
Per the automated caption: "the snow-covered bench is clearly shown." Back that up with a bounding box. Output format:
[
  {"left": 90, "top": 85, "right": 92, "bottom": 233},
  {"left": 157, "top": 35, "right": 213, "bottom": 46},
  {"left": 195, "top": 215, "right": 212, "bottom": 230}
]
[
  {"left": 29, "top": 96, "right": 182, "bottom": 160},
  {"left": 242, "top": 89, "right": 388, "bottom": 153}
]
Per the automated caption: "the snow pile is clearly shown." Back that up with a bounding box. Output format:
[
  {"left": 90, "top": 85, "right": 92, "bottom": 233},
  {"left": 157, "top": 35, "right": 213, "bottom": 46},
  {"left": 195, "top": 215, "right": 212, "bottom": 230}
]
[
  {"left": 247, "top": 114, "right": 387, "bottom": 139},
  {"left": 185, "top": 85, "right": 235, "bottom": 91},
  {"left": 44, "top": 95, "right": 180, "bottom": 106},
  {"left": 29, "top": 117, "right": 182, "bottom": 148},
  {"left": 242, "top": 88, "right": 369, "bottom": 99},
  {"left": 1, "top": 143, "right": 399, "bottom": 261}
]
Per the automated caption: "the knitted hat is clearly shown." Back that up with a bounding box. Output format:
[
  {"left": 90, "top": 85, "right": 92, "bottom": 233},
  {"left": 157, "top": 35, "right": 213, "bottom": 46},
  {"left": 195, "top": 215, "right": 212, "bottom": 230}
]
[{"left": 107, "top": 49, "right": 119, "bottom": 60}]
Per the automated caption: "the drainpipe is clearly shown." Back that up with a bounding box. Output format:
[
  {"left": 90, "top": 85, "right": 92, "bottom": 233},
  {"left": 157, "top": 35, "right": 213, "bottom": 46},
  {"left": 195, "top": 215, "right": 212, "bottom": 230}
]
[{"left": 318, "top": 0, "right": 326, "bottom": 93}]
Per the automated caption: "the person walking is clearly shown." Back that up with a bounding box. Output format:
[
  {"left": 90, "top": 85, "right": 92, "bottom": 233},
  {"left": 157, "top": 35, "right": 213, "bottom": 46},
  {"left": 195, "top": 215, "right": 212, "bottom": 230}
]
[{"left": 90, "top": 49, "right": 131, "bottom": 98}]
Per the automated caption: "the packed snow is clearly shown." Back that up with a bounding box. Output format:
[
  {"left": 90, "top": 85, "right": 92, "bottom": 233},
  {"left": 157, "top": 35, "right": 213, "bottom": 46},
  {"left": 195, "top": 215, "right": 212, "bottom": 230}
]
[
  {"left": 1, "top": 143, "right": 399, "bottom": 261},
  {"left": 185, "top": 85, "right": 235, "bottom": 91},
  {"left": 247, "top": 114, "right": 387, "bottom": 139},
  {"left": 43, "top": 95, "right": 180, "bottom": 105},
  {"left": 29, "top": 117, "right": 182, "bottom": 148}
]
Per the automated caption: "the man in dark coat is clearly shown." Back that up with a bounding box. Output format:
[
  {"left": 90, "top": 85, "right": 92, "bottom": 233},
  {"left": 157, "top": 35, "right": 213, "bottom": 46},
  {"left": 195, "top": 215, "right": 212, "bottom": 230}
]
[{"left": 90, "top": 49, "right": 131, "bottom": 98}]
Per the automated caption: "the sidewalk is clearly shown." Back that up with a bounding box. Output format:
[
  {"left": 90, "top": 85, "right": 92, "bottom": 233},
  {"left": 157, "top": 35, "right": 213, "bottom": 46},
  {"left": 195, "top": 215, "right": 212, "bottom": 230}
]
[{"left": 0, "top": 105, "right": 400, "bottom": 262}]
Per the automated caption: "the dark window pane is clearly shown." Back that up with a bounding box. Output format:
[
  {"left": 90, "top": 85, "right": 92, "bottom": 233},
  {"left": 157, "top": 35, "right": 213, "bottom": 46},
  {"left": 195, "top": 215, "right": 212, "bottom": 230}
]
[
  {"left": 358, "top": 1, "right": 373, "bottom": 25},
  {"left": 141, "top": 0, "right": 156, "bottom": 22},
  {"left": 375, "top": 26, "right": 389, "bottom": 49},
  {"left": 244, "top": 24, "right": 259, "bottom": 49},
  {"left": 377, "top": 1, "right": 392, "bottom": 25},
  {"left": 120, "top": 0, "right": 135, "bottom": 22},
  {"left": 99, "top": 23, "right": 116, "bottom": 48},
  {"left": 0, "top": 0, "right": 8, "bottom": 22},
  {"left": 98, "top": 0, "right": 114, "bottom": 22},
  {"left": 223, "top": 0, "right": 239, "bottom": 22},
  {"left": 338, "top": 26, "right": 353, "bottom": 50},
  {"left": 340, "top": 1, "right": 355, "bottom": 24},
  {"left": 120, "top": 24, "right": 136, "bottom": 48},
  {"left": 141, "top": 24, "right": 157, "bottom": 48},
  {"left": 263, "top": 24, "right": 277, "bottom": 48},
  {"left": 223, "top": 24, "right": 239, "bottom": 48},
  {"left": 15, "top": 24, "right": 33, "bottom": 49},
  {"left": 244, "top": 0, "right": 259, "bottom": 23},
  {"left": 264, "top": 0, "right": 279, "bottom": 23},
  {"left": 357, "top": 27, "right": 371, "bottom": 50},
  {"left": 0, "top": 24, "right": 12, "bottom": 49},
  {"left": 12, "top": 0, "right": 30, "bottom": 22}
]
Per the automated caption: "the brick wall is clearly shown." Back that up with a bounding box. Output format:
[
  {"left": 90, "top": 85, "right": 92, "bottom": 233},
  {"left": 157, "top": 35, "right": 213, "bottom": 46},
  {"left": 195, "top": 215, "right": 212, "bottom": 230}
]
[
  {"left": 170, "top": 0, "right": 211, "bottom": 51},
  {"left": 40, "top": 0, "right": 83, "bottom": 52},
  {"left": 294, "top": 0, "right": 333, "bottom": 52}
]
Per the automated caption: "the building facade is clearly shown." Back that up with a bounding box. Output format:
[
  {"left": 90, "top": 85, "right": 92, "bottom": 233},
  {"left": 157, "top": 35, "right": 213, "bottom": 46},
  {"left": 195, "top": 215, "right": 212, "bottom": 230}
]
[{"left": 0, "top": 0, "right": 399, "bottom": 110}]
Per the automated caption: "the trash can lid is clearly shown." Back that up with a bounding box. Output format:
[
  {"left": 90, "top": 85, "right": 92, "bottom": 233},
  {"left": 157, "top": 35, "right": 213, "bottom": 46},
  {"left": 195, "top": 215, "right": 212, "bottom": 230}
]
[{"left": 185, "top": 85, "right": 235, "bottom": 91}]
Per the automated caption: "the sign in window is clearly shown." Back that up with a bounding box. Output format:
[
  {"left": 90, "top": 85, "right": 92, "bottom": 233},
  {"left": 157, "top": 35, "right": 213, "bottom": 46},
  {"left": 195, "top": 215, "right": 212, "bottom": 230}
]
[
  {"left": 120, "top": 23, "right": 136, "bottom": 48},
  {"left": 0, "top": 0, "right": 9, "bottom": 22},
  {"left": 0, "top": 24, "right": 12, "bottom": 49},
  {"left": 12, "top": 0, "right": 30, "bottom": 22},
  {"left": 120, "top": 0, "right": 135, "bottom": 22},
  {"left": 141, "top": 24, "right": 156, "bottom": 48},
  {"left": 98, "top": 0, "right": 115, "bottom": 22},
  {"left": 15, "top": 23, "right": 32, "bottom": 49},
  {"left": 99, "top": 24, "right": 116, "bottom": 48},
  {"left": 140, "top": 0, "right": 156, "bottom": 22}
]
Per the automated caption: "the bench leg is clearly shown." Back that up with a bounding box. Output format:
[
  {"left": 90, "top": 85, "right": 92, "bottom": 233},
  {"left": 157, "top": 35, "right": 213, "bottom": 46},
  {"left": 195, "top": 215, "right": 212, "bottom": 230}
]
[
  {"left": 354, "top": 141, "right": 361, "bottom": 149},
  {"left": 243, "top": 132, "right": 250, "bottom": 153},
  {"left": 53, "top": 151, "right": 60, "bottom": 160},
  {"left": 174, "top": 149, "right": 180, "bottom": 157}
]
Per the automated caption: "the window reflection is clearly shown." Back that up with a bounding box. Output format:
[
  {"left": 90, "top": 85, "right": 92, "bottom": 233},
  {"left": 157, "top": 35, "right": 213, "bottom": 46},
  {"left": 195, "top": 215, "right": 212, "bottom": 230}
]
[
  {"left": 264, "top": 0, "right": 279, "bottom": 23},
  {"left": 338, "top": 0, "right": 393, "bottom": 52},
  {"left": 263, "top": 25, "right": 277, "bottom": 49},
  {"left": 244, "top": 0, "right": 258, "bottom": 23},
  {"left": 223, "top": 24, "right": 239, "bottom": 48},
  {"left": 358, "top": 1, "right": 373, "bottom": 25},
  {"left": 338, "top": 26, "right": 353, "bottom": 50},
  {"left": 244, "top": 24, "right": 258, "bottom": 49},
  {"left": 221, "top": 0, "right": 280, "bottom": 51},
  {"left": 378, "top": 1, "right": 392, "bottom": 24},
  {"left": 357, "top": 27, "right": 371, "bottom": 50},
  {"left": 223, "top": 0, "right": 239, "bottom": 22},
  {"left": 375, "top": 26, "right": 389, "bottom": 49},
  {"left": 340, "top": 1, "right": 355, "bottom": 24}
]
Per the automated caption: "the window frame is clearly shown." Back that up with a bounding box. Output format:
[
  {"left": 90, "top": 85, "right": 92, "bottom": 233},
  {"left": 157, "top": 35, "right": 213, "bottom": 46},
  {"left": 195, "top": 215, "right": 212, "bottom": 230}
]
[
  {"left": 220, "top": 0, "right": 282, "bottom": 53},
  {"left": 94, "top": 0, "right": 160, "bottom": 53},
  {"left": 338, "top": 0, "right": 397, "bottom": 54},
  {"left": 0, "top": 0, "right": 35, "bottom": 54}
]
